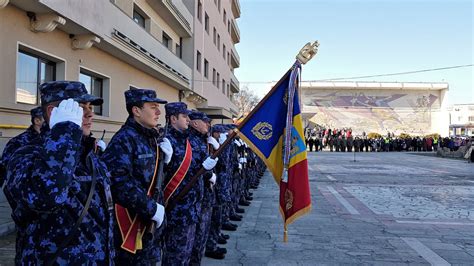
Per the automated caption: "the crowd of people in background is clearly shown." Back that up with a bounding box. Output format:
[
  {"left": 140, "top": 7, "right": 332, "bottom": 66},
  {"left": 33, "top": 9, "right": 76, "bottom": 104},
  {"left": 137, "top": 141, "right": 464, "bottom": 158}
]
[{"left": 304, "top": 127, "right": 473, "bottom": 157}]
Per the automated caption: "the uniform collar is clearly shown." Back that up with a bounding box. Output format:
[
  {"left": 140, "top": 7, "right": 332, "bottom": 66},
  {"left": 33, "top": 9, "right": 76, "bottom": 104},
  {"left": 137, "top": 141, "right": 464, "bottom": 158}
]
[
  {"left": 168, "top": 126, "right": 188, "bottom": 139},
  {"left": 189, "top": 127, "right": 207, "bottom": 138},
  {"left": 125, "top": 117, "right": 160, "bottom": 139}
]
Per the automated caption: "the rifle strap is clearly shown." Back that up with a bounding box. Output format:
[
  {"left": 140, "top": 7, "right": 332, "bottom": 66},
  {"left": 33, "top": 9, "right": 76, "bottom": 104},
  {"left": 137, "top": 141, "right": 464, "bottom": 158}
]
[
  {"left": 115, "top": 141, "right": 160, "bottom": 254},
  {"left": 163, "top": 139, "right": 192, "bottom": 206},
  {"left": 47, "top": 154, "right": 97, "bottom": 266}
]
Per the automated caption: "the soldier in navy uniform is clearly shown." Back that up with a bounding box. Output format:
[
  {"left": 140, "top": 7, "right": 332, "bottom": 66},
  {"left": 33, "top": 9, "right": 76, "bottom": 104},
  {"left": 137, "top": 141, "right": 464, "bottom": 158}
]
[
  {"left": 3, "top": 81, "right": 114, "bottom": 264},
  {"left": 102, "top": 88, "right": 172, "bottom": 265},
  {"left": 0, "top": 107, "right": 44, "bottom": 187},
  {"left": 205, "top": 124, "right": 231, "bottom": 259},
  {"left": 162, "top": 102, "right": 218, "bottom": 265},
  {"left": 188, "top": 110, "right": 220, "bottom": 264}
]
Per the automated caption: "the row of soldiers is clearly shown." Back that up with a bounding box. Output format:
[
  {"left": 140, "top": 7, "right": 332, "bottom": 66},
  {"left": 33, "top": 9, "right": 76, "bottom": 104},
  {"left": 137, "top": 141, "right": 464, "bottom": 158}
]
[
  {"left": 0, "top": 81, "right": 265, "bottom": 265},
  {"left": 306, "top": 135, "right": 442, "bottom": 153}
]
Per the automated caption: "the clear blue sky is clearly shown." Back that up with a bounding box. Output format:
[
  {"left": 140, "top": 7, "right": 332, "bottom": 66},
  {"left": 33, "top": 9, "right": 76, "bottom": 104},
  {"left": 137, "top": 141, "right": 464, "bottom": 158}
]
[{"left": 235, "top": 0, "right": 473, "bottom": 104}]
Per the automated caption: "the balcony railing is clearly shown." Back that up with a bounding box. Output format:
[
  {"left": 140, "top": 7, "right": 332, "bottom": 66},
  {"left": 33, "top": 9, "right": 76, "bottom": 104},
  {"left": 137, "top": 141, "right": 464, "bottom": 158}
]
[
  {"left": 231, "top": 0, "right": 241, "bottom": 19},
  {"left": 230, "top": 19, "right": 240, "bottom": 44}
]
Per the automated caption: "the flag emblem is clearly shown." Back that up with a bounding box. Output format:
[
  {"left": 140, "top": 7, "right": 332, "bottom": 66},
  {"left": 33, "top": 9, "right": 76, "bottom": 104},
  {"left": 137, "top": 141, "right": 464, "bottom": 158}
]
[{"left": 251, "top": 122, "right": 273, "bottom": 140}]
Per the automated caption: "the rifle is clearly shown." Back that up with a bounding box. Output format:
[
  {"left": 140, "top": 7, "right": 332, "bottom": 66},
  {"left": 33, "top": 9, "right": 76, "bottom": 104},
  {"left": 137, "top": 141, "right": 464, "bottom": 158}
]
[
  {"left": 166, "top": 130, "right": 237, "bottom": 211},
  {"left": 146, "top": 123, "right": 168, "bottom": 236}
]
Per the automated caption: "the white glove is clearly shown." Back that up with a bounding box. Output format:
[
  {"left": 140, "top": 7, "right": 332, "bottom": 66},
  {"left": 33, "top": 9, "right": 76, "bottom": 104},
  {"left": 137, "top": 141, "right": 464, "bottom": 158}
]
[
  {"left": 202, "top": 157, "right": 218, "bottom": 170},
  {"left": 239, "top": 139, "right": 245, "bottom": 146},
  {"left": 239, "top": 157, "right": 246, "bottom": 164},
  {"left": 209, "top": 173, "right": 217, "bottom": 185},
  {"left": 96, "top": 140, "right": 107, "bottom": 151},
  {"left": 238, "top": 163, "right": 242, "bottom": 170},
  {"left": 234, "top": 139, "right": 242, "bottom": 147},
  {"left": 243, "top": 157, "right": 247, "bottom": 163},
  {"left": 207, "top": 136, "right": 220, "bottom": 150},
  {"left": 49, "top": 99, "right": 83, "bottom": 129},
  {"left": 151, "top": 203, "right": 165, "bottom": 227},
  {"left": 159, "top": 138, "right": 173, "bottom": 164},
  {"left": 218, "top": 133, "right": 227, "bottom": 144}
]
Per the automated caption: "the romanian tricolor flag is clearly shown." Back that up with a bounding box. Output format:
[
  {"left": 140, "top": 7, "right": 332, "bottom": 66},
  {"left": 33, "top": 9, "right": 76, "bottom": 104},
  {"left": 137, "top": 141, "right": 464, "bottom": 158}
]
[{"left": 236, "top": 60, "right": 311, "bottom": 241}]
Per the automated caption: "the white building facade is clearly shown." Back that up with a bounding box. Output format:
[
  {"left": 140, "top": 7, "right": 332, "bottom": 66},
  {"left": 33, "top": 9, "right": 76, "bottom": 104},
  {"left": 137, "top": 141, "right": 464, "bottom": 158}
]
[{"left": 301, "top": 81, "right": 450, "bottom": 136}]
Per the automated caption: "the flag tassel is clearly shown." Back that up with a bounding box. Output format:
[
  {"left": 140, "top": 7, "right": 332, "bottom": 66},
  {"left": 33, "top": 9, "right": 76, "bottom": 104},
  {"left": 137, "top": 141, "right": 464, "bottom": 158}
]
[{"left": 283, "top": 224, "right": 288, "bottom": 242}]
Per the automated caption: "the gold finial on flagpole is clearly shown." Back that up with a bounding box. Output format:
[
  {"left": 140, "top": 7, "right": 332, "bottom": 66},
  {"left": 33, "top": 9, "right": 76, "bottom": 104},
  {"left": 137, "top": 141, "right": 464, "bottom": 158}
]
[{"left": 296, "top": 41, "right": 319, "bottom": 65}]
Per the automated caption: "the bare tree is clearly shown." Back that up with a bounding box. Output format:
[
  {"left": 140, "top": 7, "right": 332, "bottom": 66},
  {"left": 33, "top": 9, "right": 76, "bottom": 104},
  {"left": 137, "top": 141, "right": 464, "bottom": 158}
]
[{"left": 233, "top": 86, "right": 261, "bottom": 117}]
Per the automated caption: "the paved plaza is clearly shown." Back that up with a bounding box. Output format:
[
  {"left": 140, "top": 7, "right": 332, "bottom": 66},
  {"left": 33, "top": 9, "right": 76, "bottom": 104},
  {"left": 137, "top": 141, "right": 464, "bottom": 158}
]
[
  {"left": 202, "top": 152, "right": 474, "bottom": 265},
  {"left": 0, "top": 152, "right": 473, "bottom": 265}
]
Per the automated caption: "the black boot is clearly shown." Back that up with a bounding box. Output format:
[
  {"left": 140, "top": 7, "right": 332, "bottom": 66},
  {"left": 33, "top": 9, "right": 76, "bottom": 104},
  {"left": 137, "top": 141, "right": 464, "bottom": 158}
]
[
  {"left": 222, "top": 223, "right": 237, "bottom": 231},
  {"left": 217, "top": 236, "right": 227, "bottom": 244},
  {"left": 239, "top": 200, "right": 250, "bottom": 206},
  {"left": 217, "top": 247, "right": 227, "bottom": 254},
  {"left": 236, "top": 207, "right": 245, "bottom": 213},
  {"left": 230, "top": 214, "right": 242, "bottom": 221},
  {"left": 205, "top": 249, "right": 225, "bottom": 259}
]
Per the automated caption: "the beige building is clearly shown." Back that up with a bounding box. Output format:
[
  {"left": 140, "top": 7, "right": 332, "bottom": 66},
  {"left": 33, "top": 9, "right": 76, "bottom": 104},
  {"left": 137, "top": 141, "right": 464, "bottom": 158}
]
[
  {"left": 0, "top": 0, "right": 240, "bottom": 147},
  {"left": 186, "top": 0, "right": 240, "bottom": 121},
  {"left": 301, "top": 81, "right": 450, "bottom": 136}
]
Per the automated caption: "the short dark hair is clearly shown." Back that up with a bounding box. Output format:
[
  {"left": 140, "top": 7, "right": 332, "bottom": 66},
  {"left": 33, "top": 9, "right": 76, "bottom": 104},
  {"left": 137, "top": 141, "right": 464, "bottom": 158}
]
[
  {"left": 41, "top": 100, "right": 61, "bottom": 120},
  {"left": 126, "top": 102, "right": 145, "bottom": 117}
]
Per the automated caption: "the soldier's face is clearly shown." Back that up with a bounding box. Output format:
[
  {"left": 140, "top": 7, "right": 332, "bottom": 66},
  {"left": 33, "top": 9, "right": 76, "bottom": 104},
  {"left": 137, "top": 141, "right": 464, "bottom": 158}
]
[
  {"left": 190, "top": 119, "right": 209, "bottom": 134},
  {"left": 134, "top": 102, "right": 161, "bottom": 129},
  {"left": 173, "top": 113, "right": 189, "bottom": 131},
  {"left": 80, "top": 102, "right": 94, "bottom": 136}
]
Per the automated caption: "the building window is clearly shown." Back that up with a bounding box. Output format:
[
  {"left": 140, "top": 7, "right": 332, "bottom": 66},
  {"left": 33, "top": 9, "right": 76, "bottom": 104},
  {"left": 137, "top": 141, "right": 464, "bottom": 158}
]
[
  {"left": 162, "top": 32, "right": 172, "bottom": 50},
  {"left": 228, "top": 20, "right": 230, "bottom": 33},
  {"left": 197, "top": 0, "right": 202, "bottom": 22},
  {"left": 212, "top": 68, "right": 216, "bottom": 85},
  {"left": 223, "top": 10, "right": 227, "bottom": 24},
  {"left": 222, "top": 79, "right": 225, "bottom": 94},
  {"left": 133, "top": 8, "right": 146, "bottom": 28},
  {"left": 204, "top": 59, "right": 209, "bottom": 78},
  {"left": 227, "top": 87, "right": 230, "bottom": 97},
  {"left": 205, "top": 13, "right": 209, "bottom": 33},
  {"left": 196, "top": 51, "right": 202, "bottom": 72},
  {"left": 469, "top": 116, "right": 474, "bottom": 122},
  {"left": 217, "top": 34, "right": 220, "bottom": 51},
  {"left": 79, "top": 70, "right": 104, "bottom": 115},
  {"left": 223, "top": 45, "right": 226, "bottom": 59},
  {"left": 217, "top": 0, "right": 221, "bottom": 12},
  {"left": 227, "top": 52, "right": 230, "bottom": 65},
  {"left": 213, "top": 27, "right": 217, "bottom": 44},
  {"left": 16, "top": 50, "right": 56, "bottom": 105},
  {"left": 216, "top": 72, "right": 220, "bottom": 87},
  {"left": 176, "top": 43, "right": 182, "bottom": 58}
]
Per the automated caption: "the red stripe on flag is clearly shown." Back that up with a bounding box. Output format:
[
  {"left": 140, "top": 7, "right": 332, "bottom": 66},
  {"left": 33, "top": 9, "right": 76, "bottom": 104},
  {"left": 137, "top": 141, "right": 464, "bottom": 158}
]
[{"left": 279, "top": 159, "right": 311, "bottom": 224}]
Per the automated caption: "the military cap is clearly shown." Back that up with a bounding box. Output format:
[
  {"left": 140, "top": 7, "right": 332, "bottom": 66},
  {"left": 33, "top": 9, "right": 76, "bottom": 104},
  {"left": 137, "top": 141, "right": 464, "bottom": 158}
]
[
  {"left": 165, "top": 102, "right": 191, "bottom": 117},
  {"left": 40, "top": 81, "right": 103, "bottom": 105},
  {"left": 30, "top": 107, "right": 43, "bottom": 118},
  {"left": 224, "top": 124, "right": 237, "bottom": 130},
  {"left": 211, "top": 124, "right": 227, "bottom": 133},
  {"left": 189, "top": 110, "right": 211, "bottom": 122},
  {"left": 124, "top": 88, "right": 167, "bottom": 105}
]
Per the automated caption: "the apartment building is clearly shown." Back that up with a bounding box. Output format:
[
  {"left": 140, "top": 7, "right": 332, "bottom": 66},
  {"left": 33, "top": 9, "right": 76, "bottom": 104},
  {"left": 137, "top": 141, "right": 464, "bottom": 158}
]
[
  {"left": 448, "top": 104, "right": 474, "bottom": 136},
  {"left": 0, "top": 0, "right": 240, "bottom": 147},
  {"left": 186, "top": 0, "right": 240, "bottom": 119}
]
